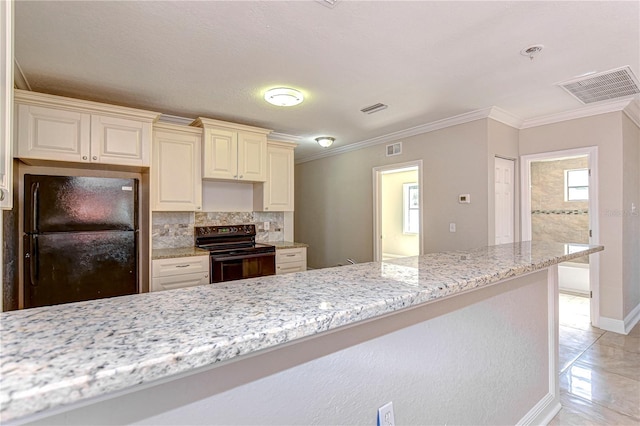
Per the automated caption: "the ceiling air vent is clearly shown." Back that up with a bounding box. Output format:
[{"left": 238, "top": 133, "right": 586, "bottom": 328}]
[
  {"left": 361, "top": 103, "right": 388, "bottom": 114},
  {"left": 386, "top": 142, "right": 402, "bottom": 157},
  {"left": 557, "top": 66, "right": 640, "bottom": 104}
]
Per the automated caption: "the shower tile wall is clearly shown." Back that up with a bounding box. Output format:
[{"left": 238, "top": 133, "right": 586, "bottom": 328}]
[
  {"left": 152, "top": 211, "right": 285, "bottom": 249},
  {"left": 531, "top": 157, "right": 589, "bottom": 263}
]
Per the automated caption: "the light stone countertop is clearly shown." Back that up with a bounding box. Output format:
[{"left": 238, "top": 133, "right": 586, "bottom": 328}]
[
  {"left": 270, "top": 241, "right": 309, "bottom": 249},
  {"left": 151, "top": 246, "right": 210, "bottom": 260},
  {"left": 0, "top": 241, "right": 603, "bottom": 423}
]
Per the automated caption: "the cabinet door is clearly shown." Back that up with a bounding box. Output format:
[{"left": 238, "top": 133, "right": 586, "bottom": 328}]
[
  {"left": 202, "top": 128, "right": 237, "bottom": 179},
  {"left": 17, "top": 104, "right": 91, "bottom": 163},
  {"left": 152, "top": 129, "right": 202, "bottom": 211},
  {"left": 91, "top": 115, "right": 150, "bottom": 166},
  {"left": 264, "top": 145, "right": 294, "bottom": 211},
  {"left": 237, "top": 131, "right": 267, "bottom": 182}
]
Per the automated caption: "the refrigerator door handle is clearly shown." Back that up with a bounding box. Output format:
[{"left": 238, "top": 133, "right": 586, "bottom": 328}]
[
  {"left": 27, "top": 235, "right": 39, "bottom": 286},
  {"left": 30, "top": 182, "right": 40, "bottom": 233}
]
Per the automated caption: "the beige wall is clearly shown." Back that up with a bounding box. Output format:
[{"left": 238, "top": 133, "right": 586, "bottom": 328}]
[
  {"left": 295, "top": 119, "right": 490, "bottom": 269},
  {"left": 381, "top": 169, "right": 419, "bottom": 258},
  {"left": 622, "top": 114, "right": 640, "bottom": 318},
  {"left": 520, "top": 112, "right": 626, "bottom": 321}
]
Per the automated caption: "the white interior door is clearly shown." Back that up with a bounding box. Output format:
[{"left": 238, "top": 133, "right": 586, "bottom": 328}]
[{"left": 495, "top": 157, "right": 515, "bottom": 245}]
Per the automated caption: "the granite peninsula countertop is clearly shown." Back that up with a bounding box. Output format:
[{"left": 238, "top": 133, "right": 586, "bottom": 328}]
[{"left": 0, "top": 241, "right": 603, "bottom": 423}]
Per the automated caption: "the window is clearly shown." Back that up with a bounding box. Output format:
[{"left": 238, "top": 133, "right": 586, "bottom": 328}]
[
  {"left": 565, "top": 169, "right": 589, "bottom": 201},
  {"left": 403, "top": 183, "right": 419, "bottom": 234}
]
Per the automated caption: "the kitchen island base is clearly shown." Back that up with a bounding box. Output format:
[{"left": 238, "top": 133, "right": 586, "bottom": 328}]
[{"left": 24, "top": 268, "right": 560, "bottom": 426}]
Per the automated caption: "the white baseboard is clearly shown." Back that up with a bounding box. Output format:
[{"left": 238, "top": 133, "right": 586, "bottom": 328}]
[
  {"left": 599, "top": 302, "right": 640, "bottom": 335},
  {"left": 517, "top": 392, "right": 560, "bottom": 425}
]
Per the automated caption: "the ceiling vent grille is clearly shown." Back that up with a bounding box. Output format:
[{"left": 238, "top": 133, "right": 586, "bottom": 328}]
[
  {"left": 361, "top": 103, "right": 388, "bottom": 114},
  {"left": 557, "top": 66, "right": 640, "bottom": 104},
  {"left": 386, "top": 142, "right": 402, "bottom": 157}
]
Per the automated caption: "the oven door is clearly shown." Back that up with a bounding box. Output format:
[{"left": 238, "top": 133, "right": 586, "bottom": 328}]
[{"left": 210, "top": 252, "right": 276, "bottom": 283}]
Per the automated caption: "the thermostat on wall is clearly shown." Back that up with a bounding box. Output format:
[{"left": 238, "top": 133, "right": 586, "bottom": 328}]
[{"left": 459, "top": 194, "right": 471, "bottom": 203}]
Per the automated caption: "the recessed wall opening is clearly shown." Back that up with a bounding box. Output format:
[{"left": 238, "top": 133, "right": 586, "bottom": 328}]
[{"left": 521, "top": 147, "right": 599, "bottom": 328}]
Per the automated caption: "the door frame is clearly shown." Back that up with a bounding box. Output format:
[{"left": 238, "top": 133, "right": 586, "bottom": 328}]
[
  {"left": 520, "top": 146, "right": 600, "bottom": 326},
  {"left": 372, "top": 160, "right": 424, "bottom": 262}
]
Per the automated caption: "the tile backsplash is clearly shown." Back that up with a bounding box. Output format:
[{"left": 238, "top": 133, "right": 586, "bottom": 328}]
[{"left": 152, "top": 211, "right": 284, "bottom": 249}]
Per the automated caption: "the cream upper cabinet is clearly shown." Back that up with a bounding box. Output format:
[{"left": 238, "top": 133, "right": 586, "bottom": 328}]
[
  {"left": 14, "top": 90, "right": 159, "bottom": 167},
  {"left": 91, "top": 115, "right": 151, "bottom": 166},
  {"left": 193, "top": 117, "right": 271, "bottom": 182},
  {"left": 1, "top": 0, "right": 13, "bottom": 209},
  {"left": 254, "top": 140, "right": 296, "bottom": 211},
  {"left": 152, "top": 123, "right": 202, "bottom": 211}
]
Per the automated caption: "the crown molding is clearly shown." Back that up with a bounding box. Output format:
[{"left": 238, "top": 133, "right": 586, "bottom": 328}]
[
  {"left": 269, "top": 132, "right": 303, "bottom": 143},
  {"left": 520, "top": 97, "right": 637, "bottom": 129},
  {"left": 14, "top": 89, "right": 161, "bottom": 121},
  {"left": 157, "top": 114, "right": 194, "bottom": 126},
  {"left": 487, "top": 106, "right": 523, "bottom": 128},
  {"left": 13, "top": 59, "right": 31, "bottom": 90},
  {"left": 296, "top": 107, "right": 496, "bottom": 164},
  {"left": 622, "top": 98, "right": 640, "bottom": 128}
]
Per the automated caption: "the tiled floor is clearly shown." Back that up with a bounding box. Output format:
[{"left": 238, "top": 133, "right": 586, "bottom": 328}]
[{"left": 550, "top": 293, "right": 640, "bottom": 425}]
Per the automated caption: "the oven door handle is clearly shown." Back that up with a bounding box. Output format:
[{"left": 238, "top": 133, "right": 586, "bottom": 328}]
[{"left": 211, "top": 252, "right": 275, "bottom": 262}]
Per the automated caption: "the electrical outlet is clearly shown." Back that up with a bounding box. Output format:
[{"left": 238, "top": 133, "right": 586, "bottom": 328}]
[
  {"left": 377, "top": 402, "right": 395, "bottom": 426},
  {"left": 449, "top": 222, "right": 456, "bottom": 232},
  {"left": 264, "top": 221, "right": 270, "bottom": 231}
]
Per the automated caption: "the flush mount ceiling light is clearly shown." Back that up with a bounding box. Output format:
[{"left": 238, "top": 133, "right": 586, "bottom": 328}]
[
  {"left": 315, "top": 136, "right": 335, "bottom": 148},
  {"left": 264, "top": 87, "right": 304, "bottom": 107}
]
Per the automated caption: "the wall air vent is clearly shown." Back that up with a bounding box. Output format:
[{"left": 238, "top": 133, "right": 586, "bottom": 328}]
[
  {"left": 386, "top": 142, "right": 402, "bottom": 157},
  {"left": 316, "top": 0, "right": 339, "bottom": 8},
  {"left": 557, "top": 66, "right": 640, "bottom": 104},
  {"left": 361, "top": 103, "right": 388, "bottom": 114}
]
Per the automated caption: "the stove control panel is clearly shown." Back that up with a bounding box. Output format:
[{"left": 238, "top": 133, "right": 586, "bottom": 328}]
[{"left": 195, "top": 224, "right": 256, "bottom": 238}]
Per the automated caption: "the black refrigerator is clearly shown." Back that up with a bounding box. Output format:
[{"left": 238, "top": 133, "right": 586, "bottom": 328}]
[{"left": 23, "top": 175, "right": 139, "bottom": 308}]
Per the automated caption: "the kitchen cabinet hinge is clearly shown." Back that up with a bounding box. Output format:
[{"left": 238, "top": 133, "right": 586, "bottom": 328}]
[{"left": 589, "top": 229, "right": 592, "bottom": 237}]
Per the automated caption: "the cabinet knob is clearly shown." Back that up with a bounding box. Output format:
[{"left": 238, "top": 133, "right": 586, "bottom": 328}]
[
  {"left": 239, "top": 175, "right": 243, "bottom": 179},
  {"left": 196, "top": 206, "right": 201, "bottom": 210},
  {"left": 82, "top": 156, "right": 88, "bottom": 160},
  {"left": 92, "top": 156, "right": 98, "bottom": 161},
  {"left": 0, "top": 189, "right": 4, "bottom": 202},
  {"left": 265, "top": 207, "right": 269, "bottom": 210}
]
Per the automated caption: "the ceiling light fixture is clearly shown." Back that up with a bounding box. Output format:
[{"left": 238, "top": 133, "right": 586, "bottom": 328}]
[
  {"left": 315, "top": 136, "right": 335, "bottom": 148},
  {"left": 264, "top": 87, "right": 304, "bottom": 107},
  {"left": 520, "top": 44, "right": 544, "bottom": 61}
]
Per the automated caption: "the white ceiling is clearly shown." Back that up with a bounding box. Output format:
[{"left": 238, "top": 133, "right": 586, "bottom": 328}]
[{"left": 14, "top": 1, "right": 640, "bottom": 160}]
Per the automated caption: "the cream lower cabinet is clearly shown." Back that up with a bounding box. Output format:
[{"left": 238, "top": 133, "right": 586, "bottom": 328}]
[
  {"left": 276, "top": 247, "right": 307, "bottom": 274},
  {"left": 151, "top": 256, "right": 209, "bottom": 292},
  {"left": 254, "top": 141, "right": 296, "bottom": 212},
  {"left": 14, "top": 90, "right": 158, "bottom": 167},
  {"left": 193, "top": 117, "right": 270, "bottom": 182},
  {"left": 152, "top": 123, "right": 202, "bottom": 211}
]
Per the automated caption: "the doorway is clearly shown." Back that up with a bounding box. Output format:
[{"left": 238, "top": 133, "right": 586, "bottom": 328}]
[
  {"left": 373, "top": 161, "right": 423, "bottom": 261},
  {"left": 521, "top": 147, "right": 599, "bottom": 327},
  {"left": 495, "top": 157, "right": 515, "bottom": 245}
]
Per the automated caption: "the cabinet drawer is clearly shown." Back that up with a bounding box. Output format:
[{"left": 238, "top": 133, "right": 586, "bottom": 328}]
[
  {"left": 276, "top": 249, "right": 304, "bottom": 264},
  {"left": 152, "top": 256, "right": 209, "bottom": 278},
  {"left": 276, "top": 262, "right": 304, "bottom": 275},
  {"left": 151, "top": 272, "right": 209, "bottom": 292}
]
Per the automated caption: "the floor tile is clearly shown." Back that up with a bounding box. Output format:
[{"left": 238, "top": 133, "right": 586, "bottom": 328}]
[
  {"left": 559, "top": 325, "right": 602, "bottom": 351},
  {"left": 580, "top": 343, "right": 640, "bottom": 381},
  {"left": 561, "top": 361, "right": 640, "bottom": 420},
  {"left": 549, "top": 392, "right": 639, "bottom": 426},
  {"left": 559, "top": 344, "right": 587, "bottom": 374},
  {"left": 596, "top": 331, "right": 640, "bottom": 354}
]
